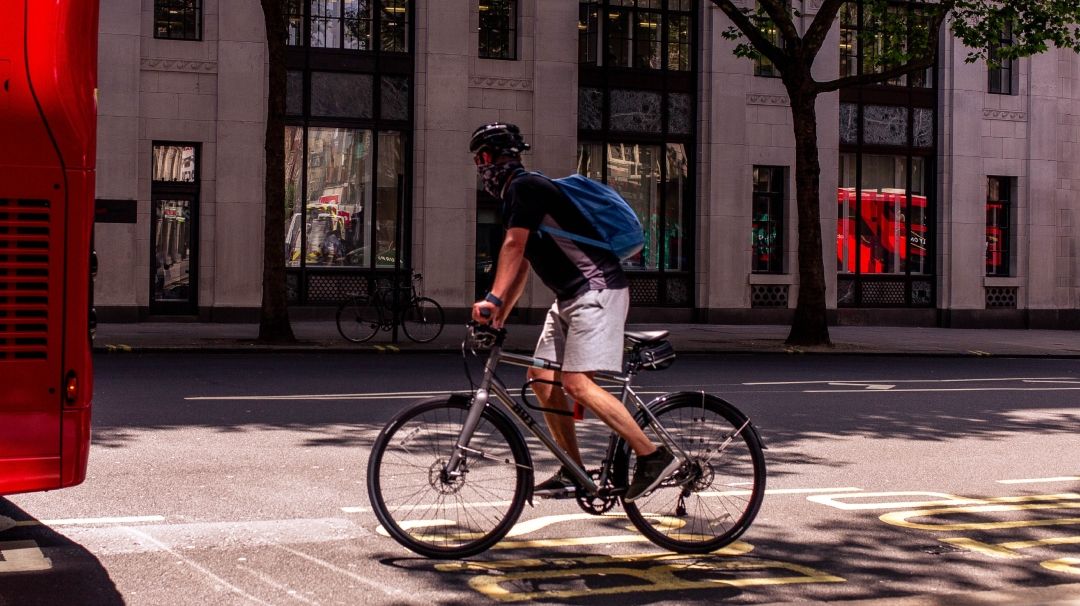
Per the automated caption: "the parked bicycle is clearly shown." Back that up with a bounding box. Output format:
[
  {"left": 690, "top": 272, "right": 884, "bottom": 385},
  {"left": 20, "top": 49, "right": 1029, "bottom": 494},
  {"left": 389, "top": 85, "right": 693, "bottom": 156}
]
[
  {"left": 335, "top": 273, "right": 445, "bottom": 344},
  {"left": 367, "top": 323, "right": 767, "bottom": 558}
]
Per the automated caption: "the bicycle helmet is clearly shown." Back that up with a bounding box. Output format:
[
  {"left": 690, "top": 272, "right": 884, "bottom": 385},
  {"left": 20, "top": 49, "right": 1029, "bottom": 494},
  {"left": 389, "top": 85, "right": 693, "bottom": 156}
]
[{"left": 469, "top": 123, "right": 530, "bottom": 158}]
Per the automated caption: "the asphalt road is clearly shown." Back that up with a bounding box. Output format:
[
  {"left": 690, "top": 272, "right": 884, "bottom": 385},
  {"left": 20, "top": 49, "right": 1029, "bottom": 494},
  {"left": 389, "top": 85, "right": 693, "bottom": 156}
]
[{"left": 2, "top": 352, "right": 1079, "bottom": 605}]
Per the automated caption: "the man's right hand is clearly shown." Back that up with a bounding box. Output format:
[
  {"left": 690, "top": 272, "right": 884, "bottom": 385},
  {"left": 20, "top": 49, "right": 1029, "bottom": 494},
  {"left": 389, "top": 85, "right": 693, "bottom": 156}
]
[{"left": 472, "top": 300, "right": 498, "bottom": 325}]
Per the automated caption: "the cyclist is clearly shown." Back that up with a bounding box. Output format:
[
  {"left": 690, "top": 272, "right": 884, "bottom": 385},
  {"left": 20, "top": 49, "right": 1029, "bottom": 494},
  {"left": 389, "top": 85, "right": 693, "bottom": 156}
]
[{"left": 469, "top": 122, "right": 679, "bottom": 502}]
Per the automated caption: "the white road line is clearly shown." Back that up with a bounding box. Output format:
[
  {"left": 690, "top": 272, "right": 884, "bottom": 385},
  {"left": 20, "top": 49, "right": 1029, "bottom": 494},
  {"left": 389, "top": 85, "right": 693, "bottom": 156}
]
[
  {"left": 275, "top": 545, "right": 404, "bottom": 599},
  {"left": 342, "top": 487, "right": 863, "bottom": 513},
  {"left": 997, "top": 476, "right": 1080, "bottom": 484},
  {"left": 805, "top": 387, "right": 1080, "bottom": 394},
  {"left": 237, "top": 565, "right": 321, "bottom": 606},
  {"left": 124, "top": 528, "right": 273, "bottom": 606},
  {"left": 744, "top": 377, "right": 1076, "bottom": 386},
  {"left": 15, "top": 515, "right": 165, "bottom": 527}
]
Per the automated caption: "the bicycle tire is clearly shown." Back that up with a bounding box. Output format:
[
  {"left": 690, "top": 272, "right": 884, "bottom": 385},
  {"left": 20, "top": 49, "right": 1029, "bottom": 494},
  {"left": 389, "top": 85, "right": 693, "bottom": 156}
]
[
  {"left": 616, "top": 392, "right": 766, "bottom": 554},
  {"left": 401, "top": 297, "right": 444, "bottom": 343},
  {"left": 368, "top": 395, "right": 532, "bottom": 559},
  {"left": 336, "top": 296, "right": 382, "bottom": 343}
]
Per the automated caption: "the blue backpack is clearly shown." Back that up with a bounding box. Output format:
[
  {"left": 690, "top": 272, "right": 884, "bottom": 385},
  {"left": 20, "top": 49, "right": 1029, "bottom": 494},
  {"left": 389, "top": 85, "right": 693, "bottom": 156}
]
[{"left": 532, "top": 172, "right": 645, "bottom": 260}]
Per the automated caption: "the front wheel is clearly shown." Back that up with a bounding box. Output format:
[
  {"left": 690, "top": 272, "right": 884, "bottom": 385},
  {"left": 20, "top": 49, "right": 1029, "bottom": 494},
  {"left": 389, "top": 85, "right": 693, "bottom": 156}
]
[
  {"left": 401, "top": 297, "right": 444, "bottom": 343},
  {"left": 367, "top": 395, "right": 531, "bottom": 558},
  {"left": 336, "top": 296, "right": 382, "bottom": 343},
  {"left": 618, "top": 392, "right": 766, "bottom": 554}
]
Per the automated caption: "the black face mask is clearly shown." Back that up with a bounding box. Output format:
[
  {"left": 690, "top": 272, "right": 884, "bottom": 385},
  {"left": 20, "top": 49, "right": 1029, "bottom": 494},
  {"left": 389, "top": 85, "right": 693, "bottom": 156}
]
[{"left": 477, "top": 159, "right": 522, "bottom": 199}]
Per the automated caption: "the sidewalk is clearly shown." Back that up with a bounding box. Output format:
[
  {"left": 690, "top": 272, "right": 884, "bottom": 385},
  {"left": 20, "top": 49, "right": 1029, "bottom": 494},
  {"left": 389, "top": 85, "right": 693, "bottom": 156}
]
[{"left": 92, "top": 320, "right": 1080, "bottom": 357}]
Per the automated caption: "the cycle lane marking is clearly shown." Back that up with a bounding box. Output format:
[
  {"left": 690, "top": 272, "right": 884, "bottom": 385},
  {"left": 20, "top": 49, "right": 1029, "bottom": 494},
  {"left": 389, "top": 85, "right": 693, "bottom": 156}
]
[
  {"left": 378, "top": 510, "right": 843, "bottom": 601},
  {"left": 13, "top": 515, "right": 166, "bottom": 527},
  {"left": 436, "top": 553, "right": 844, "bottom": 603},
  {"left": 807, "top": 489, "right": 1080, "bottom": 578}
]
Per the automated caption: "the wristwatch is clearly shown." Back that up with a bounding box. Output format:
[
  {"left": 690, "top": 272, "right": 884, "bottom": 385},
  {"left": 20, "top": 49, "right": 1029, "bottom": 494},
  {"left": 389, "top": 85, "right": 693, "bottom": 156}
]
[{"left": 484, "top": 292, "right": 504, "bottom": 307}]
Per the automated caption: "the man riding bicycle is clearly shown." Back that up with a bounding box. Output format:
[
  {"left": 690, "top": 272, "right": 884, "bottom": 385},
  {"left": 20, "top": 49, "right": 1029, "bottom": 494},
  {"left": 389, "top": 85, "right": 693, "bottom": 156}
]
[{"left": 468, "top": 122, "right": 679, "bottom": 502}]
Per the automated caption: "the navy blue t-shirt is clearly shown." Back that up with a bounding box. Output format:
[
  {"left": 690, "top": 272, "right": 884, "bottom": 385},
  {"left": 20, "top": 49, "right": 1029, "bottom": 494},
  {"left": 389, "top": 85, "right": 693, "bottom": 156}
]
[{"left": 502, "top": 172, "right": 628, "bottom": 301}]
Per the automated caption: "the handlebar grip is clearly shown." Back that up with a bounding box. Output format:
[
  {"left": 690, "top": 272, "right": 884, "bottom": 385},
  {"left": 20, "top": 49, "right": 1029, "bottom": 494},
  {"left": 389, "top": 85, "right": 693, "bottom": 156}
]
[{"left": 479, "top": 307, "right": 492, "bottom": 318}]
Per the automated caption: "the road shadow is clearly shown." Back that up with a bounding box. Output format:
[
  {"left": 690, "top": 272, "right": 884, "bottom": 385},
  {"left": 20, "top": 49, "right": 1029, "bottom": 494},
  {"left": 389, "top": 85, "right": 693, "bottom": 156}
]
[{"left": 0, "top": 499, "right": 124, "bottom": 606}]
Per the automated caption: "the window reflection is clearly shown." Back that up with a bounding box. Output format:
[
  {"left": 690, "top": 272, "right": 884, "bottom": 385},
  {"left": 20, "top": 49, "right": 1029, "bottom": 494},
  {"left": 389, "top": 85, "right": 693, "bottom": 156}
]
[
  {"left": 285, "top": 128, "right": 373, "bottom": 267},
  {"left": 152, "top": 145, "right": 197, "bottom": 182},
  {"left": 606, "top": 143, "right": 660, "bottom": 270},
  {"left": 375, "top": 132, "right": 404, "bottom": 267},
  {"left": 664, "top": 145, "right": 687, "bottom": 271},
  {"left": 838, "top": 153, "right": 929, "bottom": 275}
]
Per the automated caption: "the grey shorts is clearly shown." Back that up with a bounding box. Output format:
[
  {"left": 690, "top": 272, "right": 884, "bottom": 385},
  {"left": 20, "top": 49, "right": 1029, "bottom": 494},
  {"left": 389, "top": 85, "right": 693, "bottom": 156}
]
[{"left": 534, "top": 288, "right": 630, "bottom": 373}]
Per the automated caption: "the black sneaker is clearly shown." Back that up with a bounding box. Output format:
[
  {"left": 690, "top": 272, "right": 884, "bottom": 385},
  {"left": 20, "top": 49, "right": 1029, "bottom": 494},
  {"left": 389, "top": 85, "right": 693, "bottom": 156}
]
[
  {"left": 623, "top": 446, "right": 680, "bottom": 503},
  {"left": 533, "top": 466, "right": 578, "bottom": 499}
]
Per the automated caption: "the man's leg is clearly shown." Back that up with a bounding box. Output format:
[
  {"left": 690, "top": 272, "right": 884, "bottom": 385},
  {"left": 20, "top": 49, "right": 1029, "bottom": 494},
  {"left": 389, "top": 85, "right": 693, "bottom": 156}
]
[
  {"left": 527, "top": 368, "right": 583, "bottom": 467},
  {"left": 560, "top": 372, "right": 655, "bottom": 456}
]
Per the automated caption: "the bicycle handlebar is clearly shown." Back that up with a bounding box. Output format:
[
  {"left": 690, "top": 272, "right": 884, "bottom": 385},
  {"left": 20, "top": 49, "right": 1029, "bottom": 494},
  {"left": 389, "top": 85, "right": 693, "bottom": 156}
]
[{"left": 465, "top": 321, "right": 506, "bottom": 350}]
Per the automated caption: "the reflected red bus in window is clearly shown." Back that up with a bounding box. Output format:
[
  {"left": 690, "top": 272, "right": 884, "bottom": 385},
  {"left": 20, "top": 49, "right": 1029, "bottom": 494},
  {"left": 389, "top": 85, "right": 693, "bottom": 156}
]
[{"left": 0, "top": 1, "right": 98, "bottom": 495}]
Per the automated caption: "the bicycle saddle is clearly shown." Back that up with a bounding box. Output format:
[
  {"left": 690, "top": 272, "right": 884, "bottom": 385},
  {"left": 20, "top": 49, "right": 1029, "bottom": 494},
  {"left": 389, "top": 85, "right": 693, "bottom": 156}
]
[{"left": 624, "top": 330, "right": 669, "bottom": 345}]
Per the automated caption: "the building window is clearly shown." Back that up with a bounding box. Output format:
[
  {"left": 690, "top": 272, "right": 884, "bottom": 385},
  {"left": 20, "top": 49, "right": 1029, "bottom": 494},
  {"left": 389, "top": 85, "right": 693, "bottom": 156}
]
[
  {"left": 479, "top": 0, "right": 516, "bottom": 60},
  {"left": 151, "top": 144, "right": 199, "bottom": 313},
  {"left": 986, "top": 176, "right": 1013, "bottom": 276},
  {"left": 840, "top": 1, "right": 932, "bottom": 88},
  {"left": 752, "top": 166, "right": 784, "bottom": 273},
  {"left": 578, "top": 0, "right": 692, "bottom": 71},
  {"left": 988, "top": 22, "right": 1014, "bottom": 95},
  {"left": 154, "top": 0, "right": 201, "bottom": 41},
  {"left": 286, "top": 0, "right": 409, "bottom": 52}
]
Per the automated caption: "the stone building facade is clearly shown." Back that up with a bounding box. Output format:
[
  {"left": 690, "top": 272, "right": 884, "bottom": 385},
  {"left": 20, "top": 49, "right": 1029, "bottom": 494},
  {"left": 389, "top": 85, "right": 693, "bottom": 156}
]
[{"left": 94, "top": 0, "right": 1080, "bottom": 327}]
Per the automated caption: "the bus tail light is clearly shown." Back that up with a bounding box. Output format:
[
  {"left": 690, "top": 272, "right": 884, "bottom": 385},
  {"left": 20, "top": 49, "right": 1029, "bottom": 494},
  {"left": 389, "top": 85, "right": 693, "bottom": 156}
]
[{"left": 65, "top": 371, "right": 78, "bottom": 404}]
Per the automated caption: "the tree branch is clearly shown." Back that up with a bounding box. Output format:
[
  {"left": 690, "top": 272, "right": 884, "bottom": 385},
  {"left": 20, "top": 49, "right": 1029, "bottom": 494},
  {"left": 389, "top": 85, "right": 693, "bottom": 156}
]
[
  {"left": 710, "top": 0, "right": 788, "bottom": 68},
  {"left": 812, "top": 4, "right": 950, "bottom": 94},
  {"left": 758, "top": 0, "right": 800, "bottom": 49},
  {"left": 802, "top": 0, "right": 844, "bottom": 59}
]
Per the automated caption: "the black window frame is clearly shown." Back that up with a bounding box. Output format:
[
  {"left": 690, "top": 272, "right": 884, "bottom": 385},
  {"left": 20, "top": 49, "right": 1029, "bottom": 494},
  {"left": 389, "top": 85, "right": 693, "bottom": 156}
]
[
  {"left": 284, "top": 1, "right": 415, "bottom": 305},
  {"left": 752, "top": 166, "right": 785, "bottom": 274},
  {"left": 578, "top": 0, "right": 693, "bottom": 72},
  {"left": 985, "top": 176, "right": 1013, "bottom": 277},
  {"left": 149, "top": 142, "right": 200, "bottom": 315},
  {"left": 988, "top": 21, "right": 1015, "bottom": 95},
  {"left": 577, "top": 0, "right": 698, "bottom": 308},
  {"left": 286, "top": 0, "right": 412, "bottom": 54},
  {"left": 478, "top": 0, "right": 518, "bottom": 60},
  {"left": 154, "top": 0, "right": 202, "bottom": 41},
  {"left": 837, "top": 0, "right": 939, "bottom": 309}
]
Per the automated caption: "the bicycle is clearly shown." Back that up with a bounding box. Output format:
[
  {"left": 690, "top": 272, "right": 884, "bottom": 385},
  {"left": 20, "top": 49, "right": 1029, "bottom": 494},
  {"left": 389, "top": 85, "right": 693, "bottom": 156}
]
[
  {"left": 336, "top": 272, "right": 445, "bottom": 344},
  {"left": 367, "top": 323, "right": 767, "bottom": 558}
]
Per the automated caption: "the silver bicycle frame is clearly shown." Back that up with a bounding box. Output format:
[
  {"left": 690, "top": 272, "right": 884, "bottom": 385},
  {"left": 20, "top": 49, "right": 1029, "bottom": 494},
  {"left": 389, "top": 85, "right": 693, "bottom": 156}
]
[{"left": 444, "top": 339, "right": 690, "bottom": 496}]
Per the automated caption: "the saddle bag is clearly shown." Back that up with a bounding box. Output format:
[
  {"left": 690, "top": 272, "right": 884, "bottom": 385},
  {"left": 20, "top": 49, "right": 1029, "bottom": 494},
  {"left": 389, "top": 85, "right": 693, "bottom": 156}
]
[{"left": 638, "top": 340, "right": 676, "bottom": 371}]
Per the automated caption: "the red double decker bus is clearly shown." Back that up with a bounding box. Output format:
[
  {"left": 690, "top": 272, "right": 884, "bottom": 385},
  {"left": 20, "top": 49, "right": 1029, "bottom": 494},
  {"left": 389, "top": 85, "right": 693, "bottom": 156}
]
[{"left": 0, "top": 0, "right": 98, "bottom": 495}]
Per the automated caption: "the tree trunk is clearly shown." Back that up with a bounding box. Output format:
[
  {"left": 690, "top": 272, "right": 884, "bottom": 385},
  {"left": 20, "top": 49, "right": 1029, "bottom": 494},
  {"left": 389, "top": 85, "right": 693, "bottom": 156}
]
[
  {"left": 258, "top": 1, "right": 295, "bottom": 343},
  {"left": 786, "top": 90, "right": 832, "bottom": 346}
]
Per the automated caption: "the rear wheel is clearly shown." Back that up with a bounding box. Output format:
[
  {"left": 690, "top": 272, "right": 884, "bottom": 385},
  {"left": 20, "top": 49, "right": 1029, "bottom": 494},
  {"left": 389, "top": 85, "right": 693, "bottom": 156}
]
[
  {"left": 618, "top": 392, "right": 766, "bottom": 553},
  {"left": 401, "top": 297, "right": 444, "bottom": 343},
  {"left": 336, "top": 296, "right": 382, "bottom": 343},
  {"left": 368, "top": 396, "right": 531, "bottom": 558}
]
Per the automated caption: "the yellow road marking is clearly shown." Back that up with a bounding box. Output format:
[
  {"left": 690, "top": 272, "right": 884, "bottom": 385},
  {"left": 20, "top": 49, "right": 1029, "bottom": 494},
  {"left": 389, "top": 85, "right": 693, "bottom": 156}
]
[
  {"left": 447, "top": 556, "right": 843, "bottom": 602},
  {"left": 941, "top": 534, "right": 1080, "bottom": 560},
  {"left": 0, "top": 541, "right": 52, "bottom": 574},
  {"left": 1041, "top": 558, "right": 1080, "bottom": 575},
  {"left": 881, "top": 497, "right": 1080, "bottom": 531},
  {"left": 807, "top": 491, "right": 986, "bottom": 511}
]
